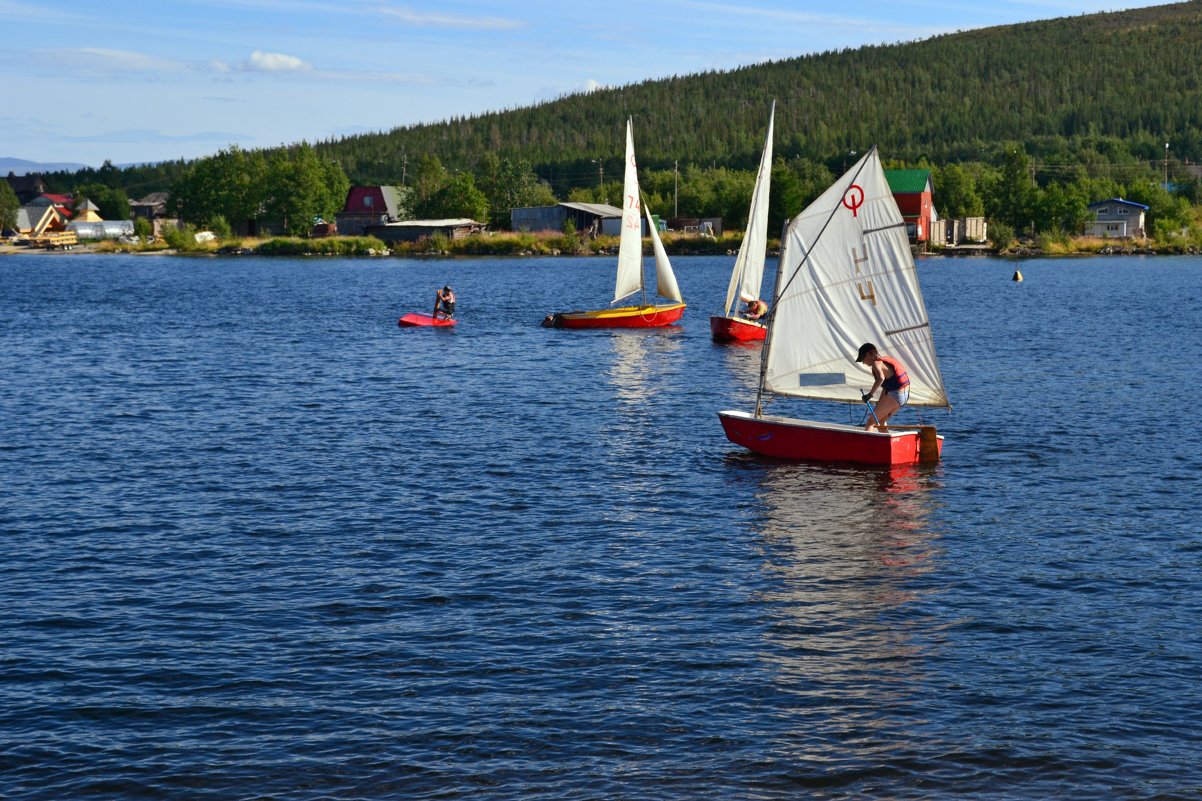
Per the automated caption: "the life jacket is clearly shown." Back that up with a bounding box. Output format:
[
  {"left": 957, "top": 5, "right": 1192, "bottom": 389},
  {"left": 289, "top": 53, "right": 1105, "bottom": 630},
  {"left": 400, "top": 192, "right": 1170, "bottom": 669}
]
[{"left": 880, "top": 355, "right": 910, "bottom": 392}]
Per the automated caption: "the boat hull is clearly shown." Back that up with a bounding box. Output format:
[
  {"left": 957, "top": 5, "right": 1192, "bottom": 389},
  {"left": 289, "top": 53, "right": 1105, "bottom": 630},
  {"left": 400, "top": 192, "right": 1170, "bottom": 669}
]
[
  {"left": 718, "top": 409, "right": 942, "bottom": 465},
  {"left": 551, "top": 303, "right": 686, "bottom": 329},
  {"left": 710, "top": 315, "right": 767, "bottom": 342},
  {"left": 398, "top": 313, "right": 456, "bottom": 327}
]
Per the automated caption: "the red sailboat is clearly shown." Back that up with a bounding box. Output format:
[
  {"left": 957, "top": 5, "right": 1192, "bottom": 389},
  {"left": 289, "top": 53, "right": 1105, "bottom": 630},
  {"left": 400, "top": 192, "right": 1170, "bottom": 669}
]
[
  {"left": 710, "top": 103, "right": 774, "bottom": 344},
  {"left": 547, "top": 118, "right": 685, "bottom": 329},
  {"left": 718, "top": 148, "right": 951, "bottom": 466}
]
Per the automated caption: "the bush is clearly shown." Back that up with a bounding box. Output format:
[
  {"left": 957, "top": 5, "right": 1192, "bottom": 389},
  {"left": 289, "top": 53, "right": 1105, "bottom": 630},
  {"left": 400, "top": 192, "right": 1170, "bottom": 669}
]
[
  {"left": 989, "top": 221, "right": 1015, "bottom": 251},
  {"left": 255, "top": 236, "right": 388, "bottom": 255}
]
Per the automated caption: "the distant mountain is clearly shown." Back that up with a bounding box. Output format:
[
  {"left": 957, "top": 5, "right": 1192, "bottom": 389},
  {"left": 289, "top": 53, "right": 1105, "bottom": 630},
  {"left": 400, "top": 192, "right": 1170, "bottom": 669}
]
[{"left": 1, "top": 157, "right": 92, "bottom": 176}]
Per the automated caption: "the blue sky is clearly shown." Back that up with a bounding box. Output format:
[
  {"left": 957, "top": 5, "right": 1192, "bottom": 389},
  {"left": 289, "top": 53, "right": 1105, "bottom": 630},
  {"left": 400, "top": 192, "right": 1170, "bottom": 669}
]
[{"left": 2, "top": 0, "right": 1167, "bottom": 167}]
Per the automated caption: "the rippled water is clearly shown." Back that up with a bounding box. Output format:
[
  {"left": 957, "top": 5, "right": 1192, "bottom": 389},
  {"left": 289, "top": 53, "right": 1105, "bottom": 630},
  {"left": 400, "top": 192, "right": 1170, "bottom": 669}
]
[{"left": 2, "top": 252, "right": 1200, "bottom": 800}]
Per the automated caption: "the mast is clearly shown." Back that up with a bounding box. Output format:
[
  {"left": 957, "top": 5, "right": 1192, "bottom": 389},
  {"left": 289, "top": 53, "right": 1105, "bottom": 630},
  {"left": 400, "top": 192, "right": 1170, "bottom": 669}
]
[{"left": 754, "top": 218, "right": 790, "bottom": 417}]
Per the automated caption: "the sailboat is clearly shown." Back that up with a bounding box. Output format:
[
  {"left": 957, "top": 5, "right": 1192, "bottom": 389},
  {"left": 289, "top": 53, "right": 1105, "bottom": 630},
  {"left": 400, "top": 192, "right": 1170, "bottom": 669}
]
[
  {"left": 710, "top": 102, "right": 774, "bottom": 343},
  {"left": 718, "top": 148, "right": 951, "bottom": 466},
  {"left": 547, "top": 118, "right": 685, "bottom": 329}
]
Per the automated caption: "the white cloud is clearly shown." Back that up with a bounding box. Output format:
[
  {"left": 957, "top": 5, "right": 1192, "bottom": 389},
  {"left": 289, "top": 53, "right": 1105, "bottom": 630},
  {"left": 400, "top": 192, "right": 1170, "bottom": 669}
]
[
  {"left": 379, "top": 6, "right": 524, "bottom": 30},
  {"left": 208, "top": 50, "right": 313, "bottom": 73},
  {"left": 243, "top": 50, "right": 312, "bottom": 72}
]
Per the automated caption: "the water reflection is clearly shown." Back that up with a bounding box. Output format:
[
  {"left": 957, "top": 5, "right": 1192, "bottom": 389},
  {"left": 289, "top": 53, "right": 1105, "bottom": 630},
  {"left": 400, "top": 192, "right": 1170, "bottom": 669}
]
[
  {"left": 716, "top": 336, "right": 764, "bottom": 391},
  {"left": 744, "top": 460, "right": 945, "bottom": 758},
  {"left": 605, "top": 329, "right": 683, "bottom": 406}
]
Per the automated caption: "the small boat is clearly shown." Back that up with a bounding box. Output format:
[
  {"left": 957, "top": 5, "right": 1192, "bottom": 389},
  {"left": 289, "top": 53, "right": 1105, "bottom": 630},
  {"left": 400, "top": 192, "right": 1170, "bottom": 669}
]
[
  {"left": 710, "top": 102, "right": 774, "bottom": 344},
  {"left": 718, "top": 147, "right": 951, "bottom": 466},
  {"left": 548, "top": 118, "right": 685, "bottom": 329},
  {"left": 398, "top": 312, "right": 456, "bottom": 328}
]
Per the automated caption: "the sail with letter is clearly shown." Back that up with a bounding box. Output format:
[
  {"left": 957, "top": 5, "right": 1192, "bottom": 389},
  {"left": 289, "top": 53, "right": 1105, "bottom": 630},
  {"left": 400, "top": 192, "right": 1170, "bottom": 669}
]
[{"left": 764, "top": 148, "right": 949, "bottom": 408}]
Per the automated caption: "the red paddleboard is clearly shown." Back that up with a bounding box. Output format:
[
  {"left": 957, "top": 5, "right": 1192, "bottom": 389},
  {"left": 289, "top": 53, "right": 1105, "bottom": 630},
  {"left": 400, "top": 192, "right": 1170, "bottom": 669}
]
[{"left": 398, "top": 313, "right": 456, "bottom": 328}]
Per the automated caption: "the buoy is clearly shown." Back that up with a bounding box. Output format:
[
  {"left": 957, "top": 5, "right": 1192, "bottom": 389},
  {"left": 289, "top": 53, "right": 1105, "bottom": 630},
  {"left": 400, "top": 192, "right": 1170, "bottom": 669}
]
[{"left": 1013, "top": 270, "right": 1023, "bottom": 282}]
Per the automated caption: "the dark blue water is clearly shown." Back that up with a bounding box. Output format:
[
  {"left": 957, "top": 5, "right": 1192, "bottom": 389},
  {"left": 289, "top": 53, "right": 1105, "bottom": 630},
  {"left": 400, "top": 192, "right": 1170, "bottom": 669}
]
[{"left": 2, "top": 252, "right": 1200, "bottom": 800}]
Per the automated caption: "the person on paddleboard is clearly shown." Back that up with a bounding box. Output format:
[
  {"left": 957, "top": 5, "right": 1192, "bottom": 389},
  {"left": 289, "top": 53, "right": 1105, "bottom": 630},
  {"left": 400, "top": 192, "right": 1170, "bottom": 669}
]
[
  {"left": 434, "top": 285, "right": 456, "bottom": 319},
  {"left": 857, "top": 342, "right": 910, "bottom": 431}
]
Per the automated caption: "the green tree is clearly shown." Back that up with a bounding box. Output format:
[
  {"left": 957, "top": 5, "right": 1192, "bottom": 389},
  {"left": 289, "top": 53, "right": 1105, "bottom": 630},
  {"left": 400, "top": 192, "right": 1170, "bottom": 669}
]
[
  {"left": 74, "top": 182, "right": 131, "bottom": 221},
  {"left": 263, "top": 143, "right": 348, "bottom": 235},
  {"left": 478, "top": 154, "right": 558, "bottom": 229},
  {"left": 415, "top": 171, "right": 489, "bottom": 221},
  {"left": 983, "top": 145, "right": 1037, "bottom": 234},
  {"left": 170, "top": 145, "right": 267, "bottom": 231},
  {"left": 0, "top": 180, "right": 19, "bottom": 232},
  {"left": 933, "top": 163, "right": 984, "bottom": 218}
]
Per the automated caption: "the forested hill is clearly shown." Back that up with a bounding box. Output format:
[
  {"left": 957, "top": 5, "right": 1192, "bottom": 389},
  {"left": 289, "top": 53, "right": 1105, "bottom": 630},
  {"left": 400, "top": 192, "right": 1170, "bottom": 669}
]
[
  {"left": 47, "top": 1, "right": 1202, "bottom": 197},
  {"left": 317, "top": 0, "right": 1202, "bottom": 188}
]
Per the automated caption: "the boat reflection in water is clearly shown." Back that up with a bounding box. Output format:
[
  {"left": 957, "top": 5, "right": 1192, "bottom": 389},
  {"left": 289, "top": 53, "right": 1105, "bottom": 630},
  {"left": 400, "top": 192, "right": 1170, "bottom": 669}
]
[
  {"left": 743, "top": 460, "right": 945, "bottom": 763},
  {"left": 605, "top": 328, "right": 683, "bottom": 408}
]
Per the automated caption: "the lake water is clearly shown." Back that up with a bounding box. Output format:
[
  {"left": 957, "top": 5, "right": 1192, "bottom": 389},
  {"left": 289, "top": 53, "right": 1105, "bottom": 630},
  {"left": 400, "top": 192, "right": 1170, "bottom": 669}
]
[{"left": 2, "top": 252, "right": 1200, "bottom": 800}]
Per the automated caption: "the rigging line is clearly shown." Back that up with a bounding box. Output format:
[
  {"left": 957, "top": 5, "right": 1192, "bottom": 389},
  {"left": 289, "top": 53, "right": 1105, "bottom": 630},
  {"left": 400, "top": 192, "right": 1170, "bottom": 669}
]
[
  {"left": 763, "top": 146, "right": 876, "bottom": 324},
  {"left": 884, "top": 321, "right": 932, "bottom": 337}
]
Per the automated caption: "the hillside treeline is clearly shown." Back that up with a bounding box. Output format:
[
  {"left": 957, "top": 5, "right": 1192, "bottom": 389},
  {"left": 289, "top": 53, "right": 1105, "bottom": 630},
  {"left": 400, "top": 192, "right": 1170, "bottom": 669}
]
[{"left": 32, "top": 1, "right": 1202, "bottom": 238}]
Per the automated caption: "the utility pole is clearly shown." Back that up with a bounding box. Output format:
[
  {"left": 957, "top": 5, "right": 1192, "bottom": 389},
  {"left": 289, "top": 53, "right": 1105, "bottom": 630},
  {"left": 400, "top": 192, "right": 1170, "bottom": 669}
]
[
  {"left": 401, "top": 153, "right": 408, "bottom": 186},
  {"left": 1165, "top": 142, "right": 1170, "bottom": 188},
  {"left": 591, "top": 159, "right": 603, "bottom": 191},
  {"left": 674, "top": 160, "right": 679, "bottom": 217}
]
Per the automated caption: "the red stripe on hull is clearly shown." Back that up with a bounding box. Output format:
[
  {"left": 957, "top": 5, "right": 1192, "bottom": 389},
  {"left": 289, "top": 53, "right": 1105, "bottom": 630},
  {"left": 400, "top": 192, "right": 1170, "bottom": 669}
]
[
  {"left": 554, "top": 303, "right": 685, "bottom": 329},
  {"left": 709, "top": 315, "right": 767, "bottom": 342},
  {"left": 718, "top": 410, "right": 942, "bottom": 465}
]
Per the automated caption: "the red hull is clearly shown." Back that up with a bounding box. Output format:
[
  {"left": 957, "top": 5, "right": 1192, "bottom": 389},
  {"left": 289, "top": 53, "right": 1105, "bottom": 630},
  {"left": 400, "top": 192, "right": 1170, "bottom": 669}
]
[
  {"left": 710, "top": 315, "right": 767, "bottom": 342},
  {"left": 552, "top": 303, "right": 686, "bottom": 329},
  {"left": 718, "top": 409, "right": 942, "bottom": 465},
  {"left": 398, "top": 313, "right": 456, "bottom": 328}
]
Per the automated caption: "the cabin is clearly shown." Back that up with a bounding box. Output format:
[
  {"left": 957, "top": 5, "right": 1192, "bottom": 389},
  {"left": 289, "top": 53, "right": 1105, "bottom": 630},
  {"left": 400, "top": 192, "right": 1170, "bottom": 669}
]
[
  {"left": 511, "top": 201, "right": 624, "bottom": 236},
  {"left": 336, "top": 186, "right": 403, "bottom": 235},
  {"left": 1085, "top": 197, "right": 1148, "bottom": 239},
  {"left": 131, "top": 192, "right": 178, "bottom": 237},
  {"left": 367, "top": 218, "right": 485, "bottom": 243},
  {"left": 131, "top": 191, "right": 169, "bottom": 220},
  {"left": 14, "top": 202, "right": 67, "bottom": 240},
  {"left": 5, "top": 172, "right": 49, "bottom": 204},
  {"left": 884, "top": 169, "right": 934, "bottom": 245}
]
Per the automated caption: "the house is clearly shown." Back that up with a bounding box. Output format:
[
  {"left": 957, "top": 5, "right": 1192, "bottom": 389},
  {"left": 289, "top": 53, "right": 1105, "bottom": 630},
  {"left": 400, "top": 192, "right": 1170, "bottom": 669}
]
[
  {"left": 1085, "top": 197, "right": 1148, "bottom": 238},
  {"left": 131, "top": 191, "right": 170, "bottom": 220},
  {"left": 5, "top": 172, "right": 49, "bottom": 204},
  {"left": 367, "top": 218, "right": 484, "bottom": 243},
  {"left": 336, "top": 186, "right": 403, "bottom": 235},
  {"left": 884, "top": 169, "right": 934, "bottom": 244},
  {"left": 14, "top": 202, "right": 67, "bottom": 240},
  {"left": 511, "top": 201, "right": 624, "bottom": 236},
  {"left": 130, "top": 192, "right": 177, "bottom": 237}
]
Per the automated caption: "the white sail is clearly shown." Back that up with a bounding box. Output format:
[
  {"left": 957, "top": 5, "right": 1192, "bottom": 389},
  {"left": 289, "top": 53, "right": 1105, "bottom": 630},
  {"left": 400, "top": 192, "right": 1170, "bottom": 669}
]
[
  {"left": 645, "top": 201, "right": 682, "bottom": 302},
  {"left": 724, "top": 102, "right": 774, "bottom": 315},
  {"left": 613, "top": 119, "right": 644, "bottom": 304},
  {"left": 763, "top": 148, "right": 949, "bottom": 408}
]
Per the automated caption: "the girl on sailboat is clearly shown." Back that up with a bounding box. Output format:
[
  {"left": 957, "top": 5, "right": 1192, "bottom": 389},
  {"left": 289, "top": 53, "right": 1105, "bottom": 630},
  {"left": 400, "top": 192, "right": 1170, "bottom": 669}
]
[{"left": 857, "top": 343, "right": 910, "bottom": 430}]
